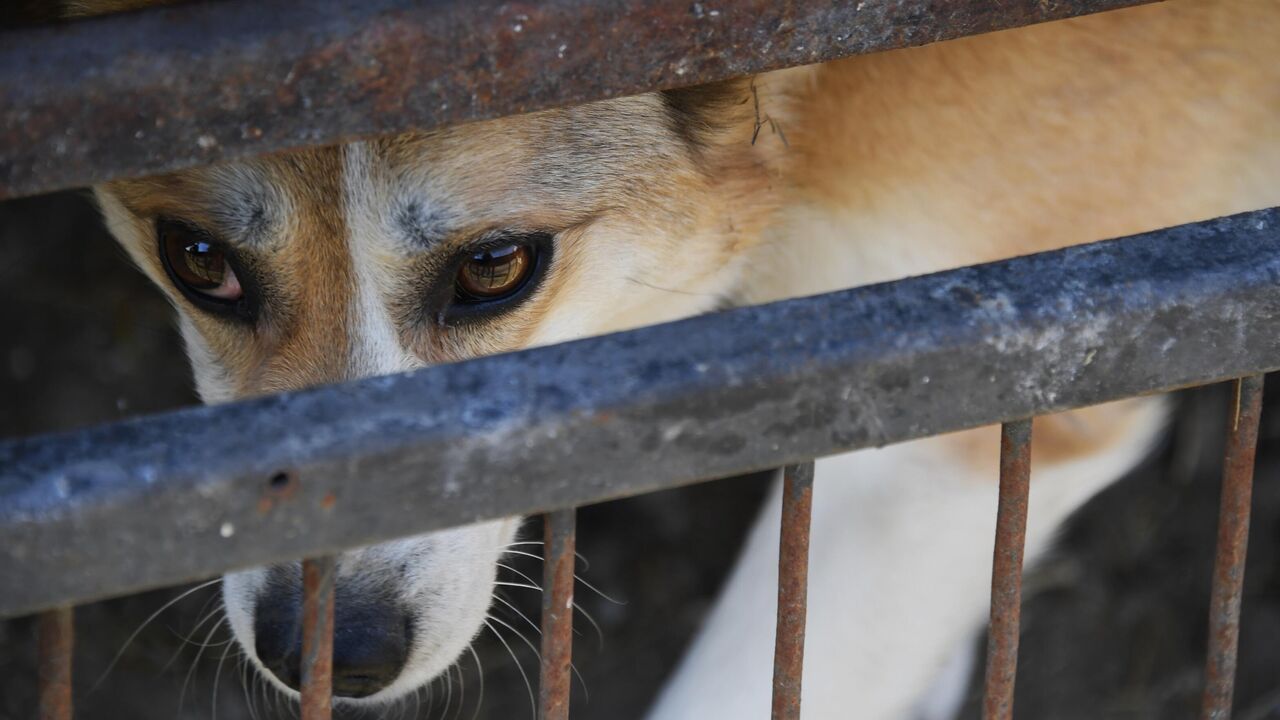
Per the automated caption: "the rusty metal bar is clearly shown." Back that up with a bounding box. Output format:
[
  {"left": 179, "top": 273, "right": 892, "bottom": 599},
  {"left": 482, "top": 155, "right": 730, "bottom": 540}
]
[
  {"left": 1, "top": 208, "right": 1278, "bottom": 619},
  {"left": 772, "top": 462, "right": 815, "bottom": 720},
  {"left": 300, "top": 556, "right": 336, "bottom": 720},
  {"left": 1200, "top": 375, "right": 1265, "bottom": 720},
  {"left": 0, "top": 0, "right": 1163, "bottom": 199},
  {"left": 36, "top": 606, "right": 73, "bottom": 720},
  {"left": 539, "top": 509, "right": 576, "bottom": 720},
  {"left": 982, "top": 419, "right": 1033, "bottom": 720}
]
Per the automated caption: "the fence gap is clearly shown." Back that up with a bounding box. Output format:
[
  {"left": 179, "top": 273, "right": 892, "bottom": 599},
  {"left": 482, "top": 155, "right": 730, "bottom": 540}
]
[
  {"left": 772, "top": 462, "right": 815, "bottom": 720},
  {"left": 982, "top": 419, "right": 1033, "bottom": 720},
  {"left": 1201, "top": 374, "right": 1264, "bottom": 720},
  {"left": 539, "top": 509, "right": 576, "bottom": 720}
]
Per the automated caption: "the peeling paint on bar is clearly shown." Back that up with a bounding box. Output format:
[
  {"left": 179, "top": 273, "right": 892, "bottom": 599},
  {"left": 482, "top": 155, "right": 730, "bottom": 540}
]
[
  {"left": 0, "top": 208, "right": 1277, "bottom": 618},
  {"left": 0, "top": 0, "right": 1161, "bottom": 198}
]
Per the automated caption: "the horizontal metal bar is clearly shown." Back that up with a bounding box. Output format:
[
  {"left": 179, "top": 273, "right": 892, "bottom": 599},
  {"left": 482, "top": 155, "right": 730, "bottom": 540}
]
[
  {"left": 0, "top": 0, "right": 1158, "bottom": 199},
  {"left": 0, "top": 208, "right": 1277, "bottom": 618}
]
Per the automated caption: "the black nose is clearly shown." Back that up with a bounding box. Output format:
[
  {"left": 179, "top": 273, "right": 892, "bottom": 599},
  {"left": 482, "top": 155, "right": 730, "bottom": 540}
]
[{"left": 254, "top": 595, "right": 411, "bottom": 699}]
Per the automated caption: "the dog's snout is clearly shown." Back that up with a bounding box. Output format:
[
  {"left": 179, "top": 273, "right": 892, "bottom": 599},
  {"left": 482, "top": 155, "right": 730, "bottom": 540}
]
[{"left": 253, "top": 591, "right": 411, "bottom": 699}]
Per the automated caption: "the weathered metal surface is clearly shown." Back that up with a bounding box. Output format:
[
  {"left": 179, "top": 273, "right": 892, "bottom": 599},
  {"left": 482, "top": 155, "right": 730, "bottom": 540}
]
[
  {"left": 982, "top": 420, "right": 1032, "bottom": 720},
  {"left": 0, "top": 208, "right": 1278, "bottom": 617},
  {"left": 539, "top": 509, "right": 576, "bottom": 720},
  {"left": 0, "top": 0, "right": 1161, "bottom": 199},
  {"left": 772, "top": 462, "right": 814, "bottom": 720},
  {"left": 1200, "top": 375, "right": 1264, "bottom": 720},
  {"left": 37, "top": 607, "right": 73, "bottom": 720},
  {"left": 300, "top": 556, "right": 336, "bottom": 720}
]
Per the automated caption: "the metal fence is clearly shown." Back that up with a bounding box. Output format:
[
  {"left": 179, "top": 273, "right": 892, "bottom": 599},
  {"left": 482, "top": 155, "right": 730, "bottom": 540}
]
[{"left": 1, "top": 1, "right": 1276, "bottom": 719}]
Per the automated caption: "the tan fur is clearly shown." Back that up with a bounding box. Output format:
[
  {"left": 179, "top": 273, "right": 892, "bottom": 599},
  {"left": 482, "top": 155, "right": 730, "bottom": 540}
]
[{"left": 781, "top": 0, "right": 1279, "bottom": 262}]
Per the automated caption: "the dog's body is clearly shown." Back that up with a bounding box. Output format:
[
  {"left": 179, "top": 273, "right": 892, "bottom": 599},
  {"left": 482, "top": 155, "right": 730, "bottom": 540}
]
[{"left": 65, "top": 0, "right": 1280, "bottom": 716}]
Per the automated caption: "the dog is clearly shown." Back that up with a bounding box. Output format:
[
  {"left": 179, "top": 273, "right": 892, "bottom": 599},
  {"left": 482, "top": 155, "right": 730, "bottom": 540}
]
[{"left": 61, "top": 0, "right": 1280, "bottom": 716}]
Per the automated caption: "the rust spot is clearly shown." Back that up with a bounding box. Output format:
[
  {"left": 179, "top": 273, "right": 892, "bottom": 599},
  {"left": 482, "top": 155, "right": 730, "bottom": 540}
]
[
  {"left": 320, "top": 492, "right": 337, "bottom": 510},
  {"left": 258, "top": 471, "right": 298, "bottom": 514}
]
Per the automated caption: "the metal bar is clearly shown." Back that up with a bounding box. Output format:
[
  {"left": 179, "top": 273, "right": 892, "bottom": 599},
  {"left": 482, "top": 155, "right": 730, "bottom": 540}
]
[
  {"left": 37, "top": 606, "right": 73, "bottom": 720},
  {"left": 1200, "top": 375, "right": 1265, "bottom": 720},
  {"left": 0, "top": 0, "right": 1161, "bottom": 199},
  {"left": 539, "top": 509, "right": 576, "bottom": 720},
  {"left": 772, "top": 462, "right": 815, "bottom": 720},
  {"left": 300, "top": 556, "right": 336, "bottom": 720},
  {"left": 1, "top": 208, "right": 1279, "bottom": 618},
  {"left": 982, "top": 420, "right": 1033, "bottom": 720}
]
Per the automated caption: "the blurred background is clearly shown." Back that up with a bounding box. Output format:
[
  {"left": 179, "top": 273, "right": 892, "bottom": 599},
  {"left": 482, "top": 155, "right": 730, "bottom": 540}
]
[{"left": 1, "top": 190, "right": 1278, "bottom": 720}]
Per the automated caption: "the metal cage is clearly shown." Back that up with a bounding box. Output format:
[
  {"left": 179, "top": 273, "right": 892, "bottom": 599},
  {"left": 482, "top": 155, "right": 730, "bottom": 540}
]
[{"left": 1, "top": 1, "right": 1275, "bottom": 719}]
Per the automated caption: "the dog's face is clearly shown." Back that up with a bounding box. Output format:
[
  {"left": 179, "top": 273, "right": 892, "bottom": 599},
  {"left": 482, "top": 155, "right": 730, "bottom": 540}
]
[{"left": 94, "top": 89, "right": 777, "bottom": 704}]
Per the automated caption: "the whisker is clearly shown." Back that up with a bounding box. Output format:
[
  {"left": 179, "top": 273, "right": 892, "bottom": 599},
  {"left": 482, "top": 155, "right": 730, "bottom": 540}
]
[
  {"left": 452, "top": 659, "right": 467, "bottom": 720},
  {"left": 501, "top": 540, "right": 592, "bottom": 571},
  {"left": 489, "top": 613, "right": 591, "bottom": 705},
  {"left": 178, "top": 614, "right": 228, "bottom": 715},
  {"left": 160, "top": 599, "right": 226, "bottom": 674},
  {"left": 491, "top": 594, "right": 540, "bottom": 638},
  {"left": 496, "top": 562, "right": 544, "bottom": 592},
  {"left": 494, "top": 581, "right": 542, "bottom": 592},
  {"left": 239, "top": 653, "right": 261, "bottom": 720},
  {"left": 483, "top": 618, "right": 535, "bottom": 720},
  {"left": 441, "top": 659, "right": 453, "bottom": 720},
  {"left": 91, "top": 578, "right": 221, "bottom": 690},
  {"left": 465, "top": 643, "right": 486, "bottom": 720},
  {"left": 211, "top": 631, "right": 236, "bottom": 720}
]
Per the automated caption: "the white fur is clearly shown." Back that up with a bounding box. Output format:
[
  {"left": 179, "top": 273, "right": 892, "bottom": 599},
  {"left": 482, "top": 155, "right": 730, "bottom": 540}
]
[{"left": 649, "top": 399, "right": 1166, "bottom": 720}]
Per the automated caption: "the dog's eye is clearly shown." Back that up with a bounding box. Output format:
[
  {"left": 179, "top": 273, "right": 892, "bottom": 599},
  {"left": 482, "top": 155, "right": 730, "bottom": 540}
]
[
  {"left": 454, "top": 242, "right": 536, "bottom": 303},
  {"left": 158, "top": 218, "right": 246, "bottom": 307}
]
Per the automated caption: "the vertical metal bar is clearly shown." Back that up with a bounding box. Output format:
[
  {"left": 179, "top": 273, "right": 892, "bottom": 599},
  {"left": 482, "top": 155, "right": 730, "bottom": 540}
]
[
  {"left": 772, "top": 462, "right": 816, "bottom": 720},
  {"left": 37, "top": 606, "right": 73, "bottom": 720},
  {"left": 300, "top": 556, "right": 336, "bottom": 720},
  {"left": 539, "top": 509, "right": 576, "bottom": 720},
  {"left": 982, "top": 419, "right": 1033, "bottom": 720},
  {"left": 1201, "top": 374, "right": 1264, "bottom": 720}
]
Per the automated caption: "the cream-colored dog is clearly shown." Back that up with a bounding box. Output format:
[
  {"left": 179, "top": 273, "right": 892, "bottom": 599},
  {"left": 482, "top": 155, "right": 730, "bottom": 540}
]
[{"left": 66, "top": 0, "right": 1280, "bottom": 716}]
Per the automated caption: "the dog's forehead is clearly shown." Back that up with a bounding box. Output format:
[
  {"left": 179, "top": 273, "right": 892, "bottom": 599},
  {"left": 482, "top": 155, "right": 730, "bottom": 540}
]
[{"left": 108, "top": 93, "right": 686, "bottom": 255}]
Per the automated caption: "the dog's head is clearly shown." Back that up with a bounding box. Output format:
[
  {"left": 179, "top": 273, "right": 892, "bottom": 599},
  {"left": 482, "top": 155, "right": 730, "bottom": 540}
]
[{"left": 92, "top": 83, "right": 785, "bottom": 703}]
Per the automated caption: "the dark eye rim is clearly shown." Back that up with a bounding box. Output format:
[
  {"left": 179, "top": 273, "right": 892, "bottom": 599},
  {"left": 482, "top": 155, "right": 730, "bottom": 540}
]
[
  {"left": 441, "top": 231, "right": 553, "bottom": 324},
  {"left": 156, "top": 216, "right": 258, "bottom": 322}
]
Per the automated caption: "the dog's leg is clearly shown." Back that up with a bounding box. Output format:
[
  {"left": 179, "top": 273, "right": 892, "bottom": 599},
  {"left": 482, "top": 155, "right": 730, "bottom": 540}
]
[{"left": 648, "top": 397, "right": 1166, "bottom": 720}]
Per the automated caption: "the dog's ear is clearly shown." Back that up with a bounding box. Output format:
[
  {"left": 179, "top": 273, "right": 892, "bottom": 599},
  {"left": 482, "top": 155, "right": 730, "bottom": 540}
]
[
  {"left": 62, "top": 0, "right": 182, "bottom": 18},
  {"left": 661, "top": 79, "right": 757, "bottom": 152},
  {"left": 659, "top": 76, "right": 794, "bottom": 176}
]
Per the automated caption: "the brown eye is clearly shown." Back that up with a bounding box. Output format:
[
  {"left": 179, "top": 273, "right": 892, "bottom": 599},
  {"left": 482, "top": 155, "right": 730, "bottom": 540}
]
[
  {"left": 455, "top": 243, "right": 535, "bottom": 303},
  {"left": 158, "top": 218, "right": 244, "bottom": 305}
]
